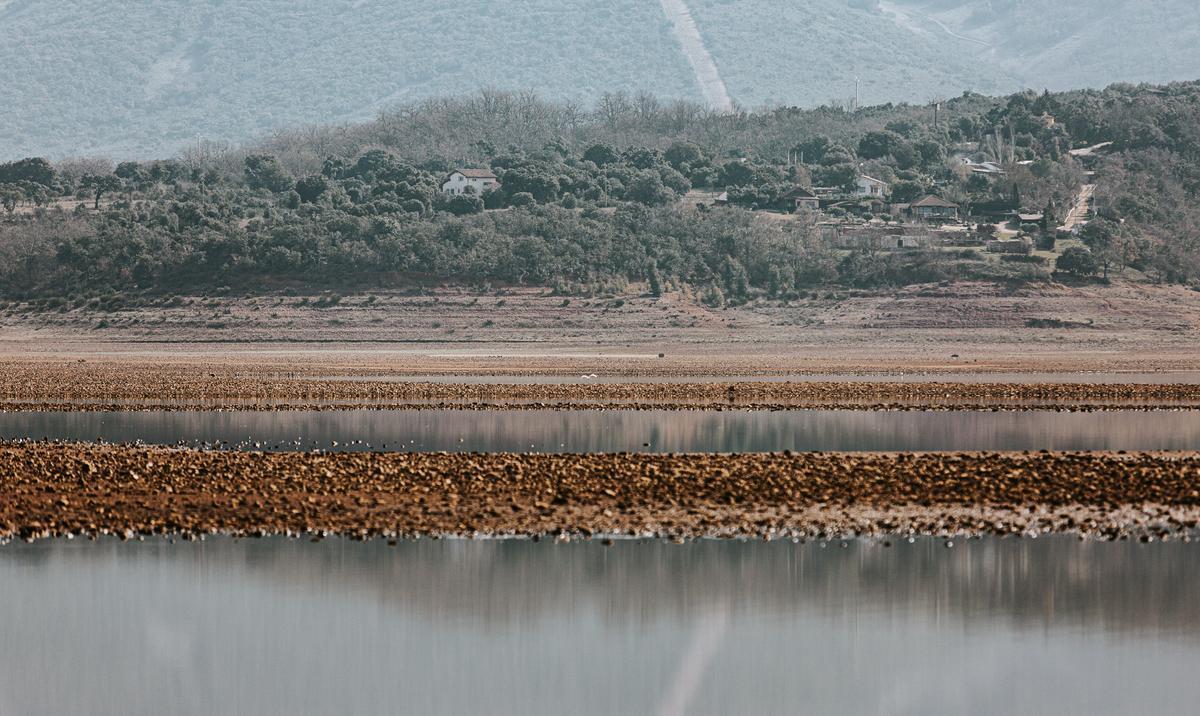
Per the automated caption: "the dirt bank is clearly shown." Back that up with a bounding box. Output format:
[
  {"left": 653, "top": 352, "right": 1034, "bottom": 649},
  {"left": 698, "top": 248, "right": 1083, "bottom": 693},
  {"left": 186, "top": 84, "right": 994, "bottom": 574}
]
[
  {"left": 4, "top": 281, "right": 1200, "bottom": 373},
  {"left": 3, "top": 444, "right": 1199, "bottom": 542},
  {"left": 4, "top": 361, "right": 1200, "bottom": 410}
]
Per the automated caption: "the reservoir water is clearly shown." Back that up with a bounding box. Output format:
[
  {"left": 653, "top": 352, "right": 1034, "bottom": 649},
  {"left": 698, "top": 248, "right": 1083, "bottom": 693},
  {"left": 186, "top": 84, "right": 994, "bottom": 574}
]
[
  {"left": 5, "top": 407, "right": 1199, "bottom": 714},
  {"left": 1, "top": 536, "right": 1197, "bottom": 716},
  {"left": 5, "top": 408, "right": 1200, "bottom": 452}
]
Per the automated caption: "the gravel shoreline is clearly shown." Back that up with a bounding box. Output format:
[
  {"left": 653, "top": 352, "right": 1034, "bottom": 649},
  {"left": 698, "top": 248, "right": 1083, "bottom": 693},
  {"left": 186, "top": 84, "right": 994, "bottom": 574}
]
[
  {"left": 4, "top": 444, "right": 1199, "bottom": 542},
  {"left": 4, "top": 400, "right": 1200, "bottom": 413},
  {"left": 8, "top": 365, "right": 1200, "bottom": 412}
]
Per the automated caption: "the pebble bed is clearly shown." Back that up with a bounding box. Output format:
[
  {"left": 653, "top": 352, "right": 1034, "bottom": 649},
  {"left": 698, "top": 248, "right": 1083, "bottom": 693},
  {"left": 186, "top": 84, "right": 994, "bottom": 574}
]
[
  {"left": 3, "top": 444, "right": 1199, "bottom": 542},
  {"left": 5, "top": 381, "right": 1200, "bottom": 413},
  {"left": 5, "top": 400, "right": 1200, "bottom": 413}
]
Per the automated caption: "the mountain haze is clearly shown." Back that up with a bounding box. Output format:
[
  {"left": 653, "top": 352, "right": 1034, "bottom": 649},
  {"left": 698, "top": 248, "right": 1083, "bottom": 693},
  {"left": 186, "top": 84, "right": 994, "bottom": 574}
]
[{"left": 1, "top": 0, "right": 1197, "bottom": 159}]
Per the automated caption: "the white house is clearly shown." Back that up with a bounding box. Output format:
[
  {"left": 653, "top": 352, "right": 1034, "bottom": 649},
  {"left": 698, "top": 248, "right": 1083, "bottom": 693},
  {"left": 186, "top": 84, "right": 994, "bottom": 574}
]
[
  {"left": 961, "top": 158, "right": 1005, "bottom": 176},
  {"left": 442, "top": 168, "right": 500, "bottom": 196},
  {"left": 855, "top": 175, "right": 888, "bottom": 198}
]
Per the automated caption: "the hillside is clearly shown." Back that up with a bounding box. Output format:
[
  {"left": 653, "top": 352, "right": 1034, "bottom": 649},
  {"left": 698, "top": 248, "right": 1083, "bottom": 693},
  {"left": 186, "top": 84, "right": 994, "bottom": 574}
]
[
  {"left": 887, "top": 0, "right": 1200, "bottom": 91},
  {"left": 1, "top": 0, "right": 1199, "bottom": 160},
  {"left": 688, "top": 0, "right": 1018, "bottom": 108},
  {"left": 0, "top": 0, "right": 695, "bottom": 159}
]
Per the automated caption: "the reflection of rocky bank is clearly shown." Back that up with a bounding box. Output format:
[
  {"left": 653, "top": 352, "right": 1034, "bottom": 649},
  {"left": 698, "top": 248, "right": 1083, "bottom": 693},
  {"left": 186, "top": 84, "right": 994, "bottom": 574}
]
[{"left": 6, "top": 536, "right": 1200, "bottom": 638}]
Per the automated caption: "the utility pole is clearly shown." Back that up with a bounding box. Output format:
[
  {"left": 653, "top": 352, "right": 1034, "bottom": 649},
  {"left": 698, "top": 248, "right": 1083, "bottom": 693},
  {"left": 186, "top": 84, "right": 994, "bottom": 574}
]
[{"left": 854, "top": 76, "right": 860, "bottom": 112}]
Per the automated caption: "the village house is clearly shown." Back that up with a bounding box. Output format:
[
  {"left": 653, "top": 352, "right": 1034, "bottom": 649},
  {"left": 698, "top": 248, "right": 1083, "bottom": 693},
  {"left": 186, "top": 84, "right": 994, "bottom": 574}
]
[
  {"left": 961, "top": 158, "right": 1005, "bottom": 176},
  {"left": 1017, "top": 212, "right": 1047, "bottom": 231},
  {"left": 442, "top": 168, "right": 500, "bottom": 196},
  {"left": 908, "top": 194, "right": 960, "bottom": 221},
  {"left": 854, "top": 175, "right": 888, "bottom": 198},
  {"left": 820, "top": 222, "right": 933, "bottom": 250},
  {"left": 969, "top": 198, "right": 1020, "bottom": 224},
  {"left": 781, "top": 185, "right": 820, "bottom": 212}
]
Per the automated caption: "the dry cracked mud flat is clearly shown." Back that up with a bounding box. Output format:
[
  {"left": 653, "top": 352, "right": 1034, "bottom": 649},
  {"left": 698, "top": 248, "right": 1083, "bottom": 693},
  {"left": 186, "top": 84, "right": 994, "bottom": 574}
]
[{"left": 3, "top": 444, "right": 1200, "bottom": 542}]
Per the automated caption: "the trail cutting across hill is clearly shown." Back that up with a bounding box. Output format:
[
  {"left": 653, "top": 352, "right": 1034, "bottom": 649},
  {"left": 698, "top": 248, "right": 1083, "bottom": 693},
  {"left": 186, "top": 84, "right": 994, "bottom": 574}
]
[
  {"left": 658, "top": 0, "right": 734, "bottom": 112},
  {"left": 1062, "top": 183, "right": 1096, "bottom": 231}
]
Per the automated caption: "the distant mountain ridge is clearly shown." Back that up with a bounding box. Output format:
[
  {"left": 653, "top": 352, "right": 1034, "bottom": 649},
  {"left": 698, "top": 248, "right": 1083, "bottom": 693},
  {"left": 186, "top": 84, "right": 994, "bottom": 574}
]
[
  {"left": 885, "top": 0, "right": 1200, "bottom": 90},
  {"left": 1, "top": 0, "right": 1196, "bottom": 160}
]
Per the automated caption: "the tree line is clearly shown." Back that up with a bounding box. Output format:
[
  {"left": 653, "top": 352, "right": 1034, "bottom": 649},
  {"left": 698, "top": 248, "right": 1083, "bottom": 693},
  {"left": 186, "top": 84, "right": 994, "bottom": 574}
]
[{"left": 3, "top": 81, "right": 1200, "bottom": 300}]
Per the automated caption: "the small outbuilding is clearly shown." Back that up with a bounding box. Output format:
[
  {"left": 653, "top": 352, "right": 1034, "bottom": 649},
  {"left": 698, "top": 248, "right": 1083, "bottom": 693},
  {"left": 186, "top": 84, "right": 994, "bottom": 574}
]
[{"left": 781, "top": 185, "right": 820, "bottom": 212}]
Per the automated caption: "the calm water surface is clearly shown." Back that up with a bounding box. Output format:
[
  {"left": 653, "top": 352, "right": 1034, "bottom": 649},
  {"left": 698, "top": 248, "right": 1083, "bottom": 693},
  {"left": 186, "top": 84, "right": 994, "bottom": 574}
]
[
  {"left": 4, "top": 409, "right": 1200, "bottom": 452},
  {"left": 1, "top": 537, "right": 1197, "bottom": 715}
]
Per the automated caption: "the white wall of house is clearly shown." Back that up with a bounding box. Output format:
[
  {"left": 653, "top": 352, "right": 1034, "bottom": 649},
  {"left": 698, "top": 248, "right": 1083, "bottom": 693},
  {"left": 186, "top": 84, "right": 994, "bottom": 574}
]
[
  {"left": 442, "top": 172, "right": 498, "bottom": 196},
  {"left": 855, "top": 176, "right": 887, "bottom": 197}
]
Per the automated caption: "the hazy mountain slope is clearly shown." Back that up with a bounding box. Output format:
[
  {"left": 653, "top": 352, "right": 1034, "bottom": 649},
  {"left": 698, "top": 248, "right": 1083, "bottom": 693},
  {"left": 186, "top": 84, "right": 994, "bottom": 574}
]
[
  {"left": 1, "top": 0, "right": 1198, "bottom": 161},
  {"left": 688, "top": 0, "right": 1020, "bottom": 109},
  {"left": 890, "top": 0, "right": 1200, "bottom": 90},
  {"left": 0, "top": 0, "right": 697, "bottom": 160}
]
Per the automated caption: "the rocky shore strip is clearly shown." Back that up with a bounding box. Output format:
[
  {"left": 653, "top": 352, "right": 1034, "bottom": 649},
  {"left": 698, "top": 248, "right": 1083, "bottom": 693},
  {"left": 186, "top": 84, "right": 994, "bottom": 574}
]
[
  {"left": 3, "top": 444, "right": 1199, "bottom": 542},
  {"left": 3, "top": 400, "right": 1199, "bottom": 413},
  {"left": 6, "top": 362, "right": 1200, "bottom": 411}
]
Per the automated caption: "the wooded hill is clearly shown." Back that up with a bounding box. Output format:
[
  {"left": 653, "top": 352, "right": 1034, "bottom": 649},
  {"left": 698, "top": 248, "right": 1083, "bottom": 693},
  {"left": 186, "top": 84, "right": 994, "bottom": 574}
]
[{"left": 1, "top": 82, "right": 1199, "bottom": 303}]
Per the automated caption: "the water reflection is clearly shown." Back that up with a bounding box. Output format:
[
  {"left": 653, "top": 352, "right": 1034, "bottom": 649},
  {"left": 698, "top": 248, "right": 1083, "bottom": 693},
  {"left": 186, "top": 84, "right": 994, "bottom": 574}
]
[
  {"left": 5, "top": 409, "right": 1200, "bottom": 452},
  {"left": 0, "top": 538, "right": 1197, "bottom": 715}
]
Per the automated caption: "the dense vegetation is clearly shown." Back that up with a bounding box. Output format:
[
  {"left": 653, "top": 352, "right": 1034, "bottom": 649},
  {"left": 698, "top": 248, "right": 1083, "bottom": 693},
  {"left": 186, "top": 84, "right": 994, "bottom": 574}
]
[
  {"left": 3, "top": 0, "right": 1199, "bottom": 159},
  {"left": 2, "top": 81, "right": 1200, "bottom": 302}
]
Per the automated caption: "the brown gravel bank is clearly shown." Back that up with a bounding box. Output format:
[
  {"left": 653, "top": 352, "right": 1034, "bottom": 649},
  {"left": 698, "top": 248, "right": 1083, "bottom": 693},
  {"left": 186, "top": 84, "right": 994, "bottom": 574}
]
[
  {"left": 4, "top": 444, "right": 1200, "bottom": 542},
  {"left": 6, "top": 361, "right": 1200, "bottom": 410},
  {"left": 3, "top": 400, "right": 1200, "bottom": 413}
]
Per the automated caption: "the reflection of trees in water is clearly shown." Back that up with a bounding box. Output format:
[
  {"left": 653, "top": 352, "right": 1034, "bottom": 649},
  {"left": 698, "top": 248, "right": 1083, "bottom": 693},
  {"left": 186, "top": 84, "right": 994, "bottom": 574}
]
[{"left": 9, "top": 537, "right": 1199, "bottom": 637}]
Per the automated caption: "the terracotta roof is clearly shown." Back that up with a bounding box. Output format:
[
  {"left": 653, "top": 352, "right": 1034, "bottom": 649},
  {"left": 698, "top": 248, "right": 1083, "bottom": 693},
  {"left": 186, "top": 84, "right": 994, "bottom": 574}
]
[
  {"left": 910, "top": 195, "right": 958, "bottom": 208},
  {"left": 452, "top": 168, "right": 498, "bottom": 179}
]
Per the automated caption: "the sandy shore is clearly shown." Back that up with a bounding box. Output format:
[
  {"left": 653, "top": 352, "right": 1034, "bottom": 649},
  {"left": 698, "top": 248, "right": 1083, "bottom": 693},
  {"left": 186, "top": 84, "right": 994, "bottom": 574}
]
[{"left": 4, "top": 444, "right": 1199, "bottom": 542}]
